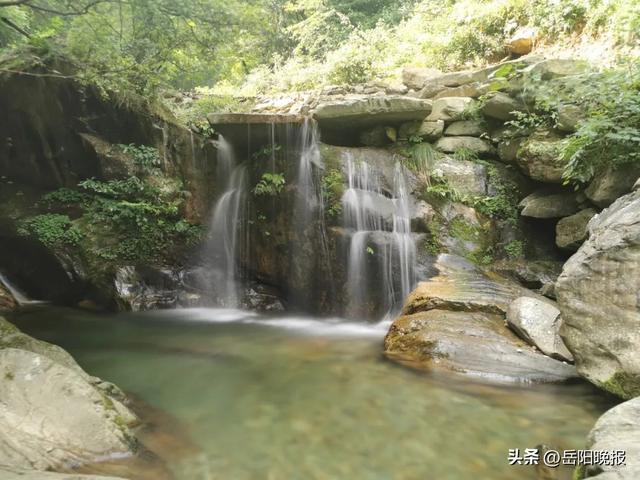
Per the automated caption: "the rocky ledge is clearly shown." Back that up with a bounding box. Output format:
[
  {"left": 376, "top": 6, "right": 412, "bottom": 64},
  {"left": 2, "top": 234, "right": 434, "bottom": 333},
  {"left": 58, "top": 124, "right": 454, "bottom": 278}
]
[
  {"left": 384, "top": 254, "right": 577, "bottom": 384},
  {"left": 0, "top": 317, "right": 138, "bottom": 474}
]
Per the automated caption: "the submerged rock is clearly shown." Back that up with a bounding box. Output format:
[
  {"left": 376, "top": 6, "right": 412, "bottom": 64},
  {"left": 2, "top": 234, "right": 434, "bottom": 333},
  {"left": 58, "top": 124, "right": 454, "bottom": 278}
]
[
  {"left": 584, "top": 397, "right": 640, "bottom": 479},
  {"left": 557, "top": 189, "right": 640, "bottom": 399},
  {"left": 0, "top": 317, "right": 137, "bottom": 471},
  {"left": 506, "top": 296, "right": 573, "bottom": 362}
]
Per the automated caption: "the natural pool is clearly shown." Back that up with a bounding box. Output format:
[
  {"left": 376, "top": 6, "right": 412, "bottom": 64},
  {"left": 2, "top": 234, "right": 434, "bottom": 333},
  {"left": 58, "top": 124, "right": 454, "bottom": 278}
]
[{"left": 10, "top": 307, "right": 614, "bottom": 480}]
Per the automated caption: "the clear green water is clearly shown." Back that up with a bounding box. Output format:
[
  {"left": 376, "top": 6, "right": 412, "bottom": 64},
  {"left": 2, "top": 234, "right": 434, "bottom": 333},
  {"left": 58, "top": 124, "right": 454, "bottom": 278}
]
[{"left": 10, "top": 307, "right": 613, "bottom": 480}]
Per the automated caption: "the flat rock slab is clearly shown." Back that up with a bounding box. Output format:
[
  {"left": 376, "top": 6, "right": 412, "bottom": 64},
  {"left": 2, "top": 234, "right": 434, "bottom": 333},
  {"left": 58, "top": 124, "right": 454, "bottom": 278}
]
[
  {"left": 207, "top": 113, "right": 306, "bottom": 146},
  {"left": 0, "top": 467, "right": 128, "bottom": 479},
  {"left": 384, "top": 309, "right": 577, "bottom": 384}
]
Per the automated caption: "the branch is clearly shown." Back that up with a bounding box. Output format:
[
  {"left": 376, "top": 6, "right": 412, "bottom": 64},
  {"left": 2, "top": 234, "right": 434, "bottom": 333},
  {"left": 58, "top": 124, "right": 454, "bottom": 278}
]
[
  {"left": 18, "top": 0, "right": 116, "bottom": 16},
  {"left": 0, "top": 15, "right": 30, "bottom": 37}
]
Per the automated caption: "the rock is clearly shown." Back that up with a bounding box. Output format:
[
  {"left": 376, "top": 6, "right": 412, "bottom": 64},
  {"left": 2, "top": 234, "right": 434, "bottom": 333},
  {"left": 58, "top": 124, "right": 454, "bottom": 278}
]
[
  {"left": 0, "top": 318, "right": 137, "bottom": 471},
  {"left": 508, "top": 27, "right": 538, "bottom": 55},
  {"left": 402, "top": 67, "right": 443, "bottom": 90},
  {"left": 432, "top": 82, "right": 490, "bottom": 100},
  {"left": 492, "top": 260, "right": 563, "bottom": 293},
  {"left": 313, "top": 96, "right": 433, "bottom": 129},
  {"left": 516, "top": 131, "right": 565, "bottom": 183},
  {"left": 584, "top": 397, "right": 640, "bottom": 479},
  {"left": 506, "top": 296, "right": 573, "bottom": 362},
  {"left": 444, "top": 120, "right": 486, "bottom": 137},
  {"left": 585, "top": 165, "right": 640, "bottom": 208},
  {"left": 384, "top": 309, "right": 577, "bottom": 383},
  {"left": 519, "top": 190, "right": 580, "bottom": 218},
  {"left": 556, "top": 208, "right": 597, "bottom": 250},
  {"left": 115, "top": 266, "right": 182, "bottom": 311},
  {"left": 530, "top": 59, "right": 589, "bottom": 79},
  {"left": 435, "top": 136, "right": 494, "bottom": 156},
  {"left": 398, "top": 119, "right": 445, "bottom": 141},
  {"left": 0, "top": 467, "right": 128, "bottom": 479},
  {"left": 481, "top": 92, "right": 523, "bottom": 121},
  {"left": 557, "top": 189, "right": 640, "bottom": 399},
  {"left": 359, "top": 125, "right": 392, "bottom": 146},
  {"left": 0, "top": 282, "right": 17, "bottom": 311},
  {"left": 432, "top": 157, "right": 488, "bottom": 196},
  {"left": 497, "top": 137, "right": 524, "bottom": 164},
  {"left": 557, "top": 104, "right": 583, "bottom": 132},
  {"left": 634, "top": 178, "right": 640, "bottom": 191},
  {"left": 426, "top": 97, "right": 474, "bottom": 122}
]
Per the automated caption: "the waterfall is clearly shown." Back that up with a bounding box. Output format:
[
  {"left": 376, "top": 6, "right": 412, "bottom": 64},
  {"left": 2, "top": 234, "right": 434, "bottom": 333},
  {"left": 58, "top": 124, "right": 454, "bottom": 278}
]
[
  {"left": 0, "top": 272, "right": 30, "bottom": 305},
  {"left": 203, "top": 136, "right": 247, "bottom": 307},
  {"left": 342, "top": 154, "right": 416, "bottom": 318}
]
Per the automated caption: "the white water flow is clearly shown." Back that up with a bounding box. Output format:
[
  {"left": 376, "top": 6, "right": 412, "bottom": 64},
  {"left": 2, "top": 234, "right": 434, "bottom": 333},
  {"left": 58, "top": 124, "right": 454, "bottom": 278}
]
[
  {"left": 205, "top": 136, "right": 247, "bottom": 307},
  {"left": 0, "top": 272, "right": 30, "bottom": 304},
  {"left": 342, "top": 155, "right": 416, "bottom": 318}
]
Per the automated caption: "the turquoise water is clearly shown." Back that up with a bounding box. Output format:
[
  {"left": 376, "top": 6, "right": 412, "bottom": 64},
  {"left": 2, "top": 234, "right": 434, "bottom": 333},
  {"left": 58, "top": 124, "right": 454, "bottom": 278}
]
[{"left": 11, "top": 307, "right": 613, "bottom": 480}]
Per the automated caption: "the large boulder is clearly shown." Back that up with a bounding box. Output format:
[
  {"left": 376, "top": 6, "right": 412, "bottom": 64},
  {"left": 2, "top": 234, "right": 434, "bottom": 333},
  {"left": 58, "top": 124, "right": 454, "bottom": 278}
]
[
  {"left": 398, "top": 120, "right": 444, "bottom": 141},
  {"left": 313, "top": 96, "right": 432, "bottom": 128},
  {"left": 585, "top": 165, "right": 640, "bottom": 208},
  {"left": 506, "top": 296, "right": 573, "bottom": 362},
  {"left": 432, "top": 157, "right": 487, "bottom": 196},
  {"left": 516, "top": 131, "right": 565, "bottom": 183},
  {"left": 557, "top": 104, "right": 584, "bottom": 132},
  {"left": 435, "top": 136, "right": 494, "bottom": 156},
  {"left": 556, "top": 208, "right": 597, "bottom": 250},
  {"left": 384, "top": 309, "right": 577, "bottom": 383},
  {"left": 557, "top": 189, "right": 640, "bottom": 399},
  {"left": 426, "top": 97, "right": 473, "bottom": 122},
  {"left": 529, "top": 59, "right": 589, "bottom": 79},
  {"left": 507, "top": 27, "right": 538, "bottom": 55},
  {"left": 583, "top": 397, "right": 640, "bottom": 479},
  {"left": 444, "top": 120, "right": 486, "bottom": 137},
  {"left": 402, "top": 67, "right": 443, "bottom": 90},
  {"left": 519, "top": 190, "right": 580, "bottom": 218},
  {"left": 0, "top": 317, "right": 137, "bottom": 471},
  {"left": 481, "top": 92, "right": 524, "bottom": 121}
]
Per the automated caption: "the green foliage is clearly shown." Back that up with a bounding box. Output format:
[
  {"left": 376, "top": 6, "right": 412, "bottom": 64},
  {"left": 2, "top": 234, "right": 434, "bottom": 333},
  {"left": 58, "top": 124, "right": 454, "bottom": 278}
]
[
  {"left": 252, "top": 143, "right": 282, "bottom": 161},
  {"left": 406, "top": 142, "right": 439, "bottom": 175},
  {"left": 119, "top": 144, "right": 161, "bottom": 171},
  {"left": 39, "top": 188, "right": 89, "bottom": 207},
  {"left": 453, "top": 148, "right": 479, "bottom": 163},
  {"left": 322, "top": 168, "right": 345, "bottom": 219},
  {"left": 253, "top": 173, "right": 286, "bottom": 196},
  {"left": 17, "top": 213, "right": 82, "bottom": 248},
  {"left": 504, "top": 240, "right": 525, "bottom": 259}
]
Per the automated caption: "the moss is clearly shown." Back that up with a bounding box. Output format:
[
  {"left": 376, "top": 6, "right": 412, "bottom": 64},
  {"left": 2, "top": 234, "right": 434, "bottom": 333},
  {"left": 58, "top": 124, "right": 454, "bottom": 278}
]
[
  {"left": 572, "top": 464, "right": 586, "bottom": 480},
  {"left": 600, "top": 371, "right": 640, "bottom": 400}
]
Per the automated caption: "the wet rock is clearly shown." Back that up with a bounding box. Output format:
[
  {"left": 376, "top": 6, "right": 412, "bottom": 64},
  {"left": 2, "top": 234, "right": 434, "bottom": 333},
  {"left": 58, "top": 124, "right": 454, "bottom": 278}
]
[
  {"left": 435, "top": 136, "right": 494, "bottom": 156},
  {"left": 557, "top": 189, "right": 640, "bottom": 399},
  {"left": 584, "top": 397, "right": 640, "bottom": 479},
  {"left": 519, "top": 190, "right": 580, "bottom": 218},
  {"left": 556, "top": 208, "right": 597, "bottom": 250},
  {"left": 426, "top": 97, "right": 474, "bottom": 122},
  {"left": 402, "top": 67, "right": 443, "bottom": 90},
  {"left": 585, "top": 165, "right": 640, "bottom": 208},
  {"left": 0, "top": 468, "right": 128, "bottom": 479},
  {"left": 433, "top": 157, "right": 488, "bottom": 196},
  {"left": 516, "top": 130, "right": 565, "bottom": 183},
  {"left": 0, "top": 282, "right": 17, "bottom": 310},
  {"left": 506, "top": 296, "right": 573, "bottom": 362},
  {"left": 244, "top": 284, "right": 285, "bottom": 312},
  {"left": 313, "top": 96, "right": 432, "bottom": 129},
  {"left": 444, "top": 120, "right": 486, "bottom": 137},
  {"left": 384, "top": 309, "right": 577, "bottom": 383},
  {"left": 0, "top": 317, "right": 137, "bottom": 471},
  {"left": 481, "top": 92, "right": 524, "bottom": 121}
]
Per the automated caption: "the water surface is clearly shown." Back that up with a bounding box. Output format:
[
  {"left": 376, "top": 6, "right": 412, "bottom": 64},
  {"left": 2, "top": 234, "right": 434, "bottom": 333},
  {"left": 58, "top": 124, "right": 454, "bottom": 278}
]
[{"left": 11, "top": 307, "right": 612, "bottom": 480}]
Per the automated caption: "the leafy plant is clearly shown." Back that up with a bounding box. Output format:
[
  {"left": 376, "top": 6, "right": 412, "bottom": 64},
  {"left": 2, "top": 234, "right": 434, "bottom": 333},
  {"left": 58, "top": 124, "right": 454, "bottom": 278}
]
[
  {"left": 120, "top": 144, "right": 161, "bottom": 171},
  {"left": 253, "top": 173, "right": 286, "bottom": 196},
  {"left": 17, "top": 214, "right": 83, "bottom": 248},
  {"left": 322, "top": 168, "right": 345, "bottom": 219},
  {"left": 453, "top": 147, "right": 479, "bottom": 163},
  {"left": 504, "top": 240, "right": 525, "bottom": 259}
]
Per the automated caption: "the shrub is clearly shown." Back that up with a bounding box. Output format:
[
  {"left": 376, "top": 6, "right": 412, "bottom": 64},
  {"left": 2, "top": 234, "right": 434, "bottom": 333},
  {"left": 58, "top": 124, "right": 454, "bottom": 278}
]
[
  {"left": 17, "top": 214, "right": 83, "bottom": 248},
  {"left": 253, "top": 173, "right": 286, "bottom": 196}
]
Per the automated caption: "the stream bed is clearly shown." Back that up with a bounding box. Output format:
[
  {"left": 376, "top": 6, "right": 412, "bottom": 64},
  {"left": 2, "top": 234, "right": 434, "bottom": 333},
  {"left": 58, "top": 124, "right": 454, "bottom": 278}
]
[{"left": 9, "top": 307, "right": 613, "bottom": 480}]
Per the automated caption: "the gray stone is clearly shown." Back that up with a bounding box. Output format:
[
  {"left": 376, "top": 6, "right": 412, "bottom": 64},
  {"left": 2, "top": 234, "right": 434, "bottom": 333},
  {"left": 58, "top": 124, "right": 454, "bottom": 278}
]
[
  {"left": 435, "top": 136, "right": 494, "bottom": 156},
  {"left": 557, "top": 104, "right": 583, "bottom": 132},
  {"left": 0, "top": 467, "right": 128, "bottom": 479},
  {"left": 401, "top": 67, "right": 443, "bottom": 90},
  {"left": 586, "top": 165, "right": 640, "bottom": 208},
  {"left": 432, "top": 82, "right": 490, "bottom": 100},
  {"left": 432, "top": 157, "right": 488, "bottom": 196},
  {"left": 519, "top": 190, "right": 580, "bottom": 218},
  {"left": 516, "top": 131, "right": 565, "bottom": 183},
  {"left": 313, "top": 96, "right": 433, "bottom": 128},
  {"left": 556, "top": 208, "right": 597, "bottom": 250},
  {"left": 426, "top": 97, "right": 474, "bottom": 122},
  {"left": 529, "top": 59, "right": 589, "bottom": 79},
  {"left": 481, "top": 92, "right": 523, "bottom": 121},
  {"left": 585, "top": 397, "right": 640, "bottom": 479},
  {"left": 444, "top": 120, "right": 486, "bottom": 137},
  {"left": 384, "top": 309, "right": 577, "bottom": 384},
  {"left": 398, "top": 120, "right": 444, "bottom": 141},
  {"left": 506, "top": 296, "right": 573, "bottom": 362},
  {"left": 557, "top": 189, "right": 640, "bottom": 399}
]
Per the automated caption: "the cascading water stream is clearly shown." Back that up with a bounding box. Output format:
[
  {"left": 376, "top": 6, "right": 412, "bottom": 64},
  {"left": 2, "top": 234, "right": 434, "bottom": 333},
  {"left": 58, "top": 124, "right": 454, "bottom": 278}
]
[
  {"left": 342, "top": 154, "right": 416, "bottom": 319},
  {"left": 0, "top": 272, "right": 31, "bottom": 305},
  {"left": 203, "top": 135, "right": 247, "bottom": 307}
]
